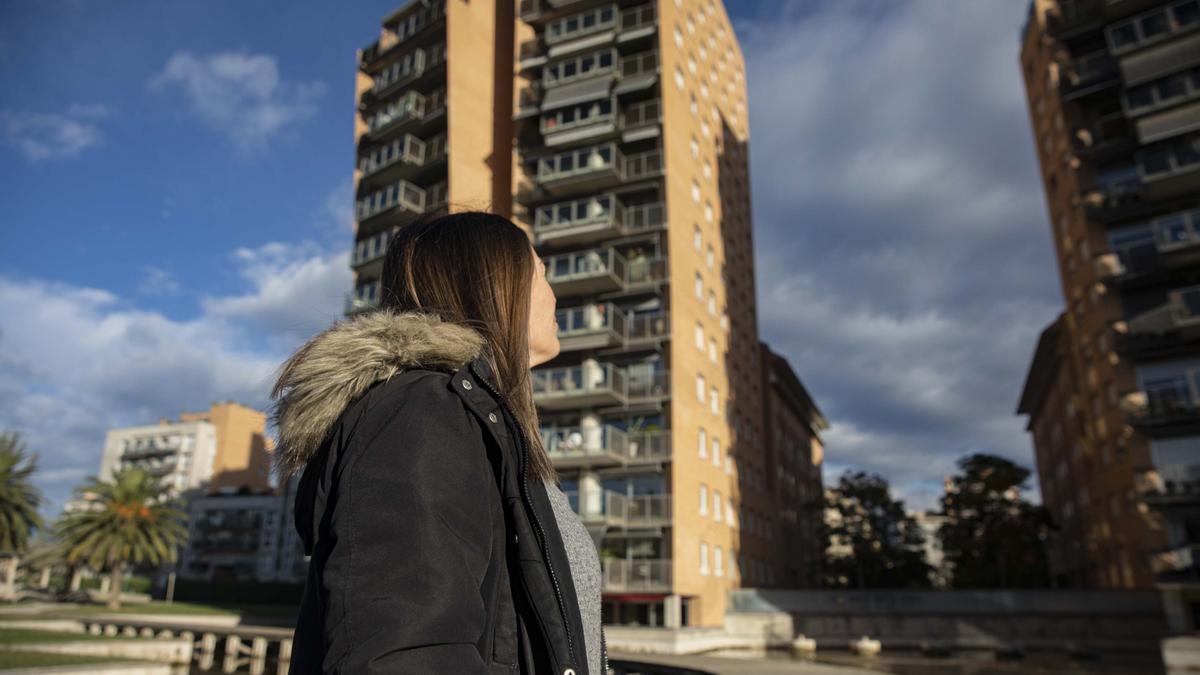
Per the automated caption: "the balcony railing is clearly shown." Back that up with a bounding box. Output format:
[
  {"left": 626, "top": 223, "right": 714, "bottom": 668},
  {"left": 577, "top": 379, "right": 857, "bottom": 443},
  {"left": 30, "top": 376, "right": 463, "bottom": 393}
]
[
  {"left": 620, "top": 50, "right": 658, "bottom": 79},
  {"left": 356, "top": 179, "right": 426, "bottom": 223},
  {"left": 360, "top": 133, "right": 425, "bottom": 177},
  {"left": 1060, "top": 51, "right": 1119, "bottom": 98},
  {"left": 627, "top": 310, "right": 669, "bottom": 342},
  {"left": 367, "top": 91, "right": 427, "bottom": 140},
  {"left": 565, "top": 490, "right": 672, "bottom": 528},
  {"left": 602, "top": 558, "right": 671, "bottom": 592},
  {"left": 623, "top": 149, "right": 662, "bottom": 181},
  {"left": 534, "top": 197, "right": 665, "bottom": 246},
  {"left": 1151, "top": 545, "right": 1200, "bottom": 575},
  {"left": 621, "top": 99, "right": 661, "bottom": 129},
  {"left": 540, "top": 425, "right": 671, "bottom": 466},
  {"left": 532, "top": 363, "right": 626, "bottom": 409},
  {"left": 358, "top": 0, "right": 446, "bottom": 69},
  {"left": 619, "top": 4, "right": 657, "bottom": 34}
]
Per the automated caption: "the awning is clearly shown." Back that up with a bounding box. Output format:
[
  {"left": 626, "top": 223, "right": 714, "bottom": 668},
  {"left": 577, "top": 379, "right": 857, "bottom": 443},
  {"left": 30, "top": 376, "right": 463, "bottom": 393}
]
[
  {"left": 540, "top": 76, "right": 613, "bottom": 112},
  {"left": 613, "top": 72, "right": 657, "bottom": 96}
]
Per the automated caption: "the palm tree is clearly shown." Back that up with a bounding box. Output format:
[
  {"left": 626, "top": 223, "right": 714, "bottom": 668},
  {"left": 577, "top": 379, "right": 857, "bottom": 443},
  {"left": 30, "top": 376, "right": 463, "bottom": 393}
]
[
  {"left": 0, "top": 431, "right": 44, "bottom": 600},
  {"left": 57, "top": 467, "right": 188, "bottom": 609}
]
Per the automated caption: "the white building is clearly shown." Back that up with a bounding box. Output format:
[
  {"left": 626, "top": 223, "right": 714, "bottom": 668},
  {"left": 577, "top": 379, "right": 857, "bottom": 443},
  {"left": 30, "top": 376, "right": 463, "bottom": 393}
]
[{"left": 98, "top": 420, "right": 219, "bottom": 496}]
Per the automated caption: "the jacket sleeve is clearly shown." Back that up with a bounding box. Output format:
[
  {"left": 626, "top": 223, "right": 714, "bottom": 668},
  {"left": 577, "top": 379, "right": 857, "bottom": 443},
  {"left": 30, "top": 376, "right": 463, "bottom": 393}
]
[{"left": 324, "top": 375, "right": 495, "bottom": 674}]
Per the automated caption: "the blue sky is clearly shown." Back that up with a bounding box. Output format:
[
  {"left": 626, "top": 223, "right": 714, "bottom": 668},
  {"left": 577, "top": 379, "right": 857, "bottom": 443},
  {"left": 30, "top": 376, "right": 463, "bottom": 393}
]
[{"left": 0, "top": 1, "right": 1060, "bottom": 516}]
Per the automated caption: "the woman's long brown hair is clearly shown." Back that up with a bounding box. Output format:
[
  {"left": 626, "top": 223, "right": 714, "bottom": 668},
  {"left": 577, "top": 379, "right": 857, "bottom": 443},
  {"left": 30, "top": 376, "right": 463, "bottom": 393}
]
[{"left": 378, "top": 211, "right": 558, "bottom": 484}]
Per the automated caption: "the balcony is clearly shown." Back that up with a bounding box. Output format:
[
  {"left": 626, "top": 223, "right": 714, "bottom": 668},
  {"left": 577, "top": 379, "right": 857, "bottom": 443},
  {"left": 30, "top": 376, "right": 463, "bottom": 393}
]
[
  {"left": 1045, "top": 0, "right": 1104, "bottom": 37},
  {"left": 626, "top": 310, "right": 669, "bottom": 344},
  {"left": 1082, "top": 165, "right": 1146, "bottom": 223},
  {"left": 355, "top": 179, "right": 426, "bottom": 225},
  {"left": 557, "top": 303, "right": 626, "bottom": 350},
  {"left": 533, "top": 363, "right": 626, "bottom": 410},
  {"left": 359, "top": 132, "right": 448, "bottom": 184},
  {"left": 359, "top": 45, "right": 446, "bottom": 108},
  {"left": 1098, "top": 209, "right": 1200, "bottom": 286},
  {"left": 602, "top": 558, "right": 671, "bottom": 592},
  {"left": 1060, "top": 51, "right": 1120, "bottom": 101},
  {"left": 358, "top": 0, "right": 446, "bottom": 70},
  {"left": 1115, "top": 294, "right": 1200, "bottom": 357},
  {"left": 614, "top": 50, "right": 658, "bottom": 96},
  {"left": 544, "top": 247, "right": 619, "bottom": 296},
  {"left": 1138, "top": 131, "right": 1200, "bottom": 199},
  {"left": 365, "top": 91, "right": 427, "bottom": 142},
  {"left": 541, "top": 425, "right": 671, "bottom": 468},
  {"left": 1151, "top": 545, "right": 1200, "bottom": 578},
  {"left": 1126, "top": 372, "right": 1200, "bottom": 435},
  {"left": 1107, "top": 0, "right": 1200, "bottom": 56},
  {"left": 566, "top": 490, "right": 672, "bottom": 529},
  {"left": 618, "top": 4, "right": 657, "bottom": 43},
  {"left": 1135, "top": 464, "right": 1200, "bottom": 507},
  {"left": 533, "top": 194, "right": 666, "bottom": 246},
  {"left": 1071, "top": 112, "right": 1136, "bottom": 161},
  {"left": 530, "top": 145, "right": 662, "bottom": 202}
]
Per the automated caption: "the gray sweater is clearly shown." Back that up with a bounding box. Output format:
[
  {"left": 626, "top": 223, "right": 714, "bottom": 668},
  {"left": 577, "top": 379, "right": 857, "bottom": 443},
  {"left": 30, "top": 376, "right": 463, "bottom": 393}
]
[{"left": 543, "top": 479, "right": 603, "bottom": 675}]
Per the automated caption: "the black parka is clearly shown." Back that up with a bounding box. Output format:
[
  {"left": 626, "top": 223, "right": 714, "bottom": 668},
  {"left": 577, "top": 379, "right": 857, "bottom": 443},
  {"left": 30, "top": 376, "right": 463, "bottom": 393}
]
[{"left": 270, "top": 310, "right": 606, "bottom": 674}]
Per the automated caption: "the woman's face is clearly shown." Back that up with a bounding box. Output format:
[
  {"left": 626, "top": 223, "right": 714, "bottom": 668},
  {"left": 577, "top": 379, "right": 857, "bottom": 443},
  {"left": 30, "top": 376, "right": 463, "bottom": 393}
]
[{"left": 528, "top": 247, "right": 560, "bottom": 368}]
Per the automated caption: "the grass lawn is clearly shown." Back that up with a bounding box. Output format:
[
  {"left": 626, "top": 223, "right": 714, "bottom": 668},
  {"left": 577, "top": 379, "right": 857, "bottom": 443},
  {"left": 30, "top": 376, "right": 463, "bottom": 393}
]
[
  {"left": 54, "top": 600, "right": 297, "bottom": 619},
  {"left": 0, "top": 650, "right": 148, "bottom": 668}
]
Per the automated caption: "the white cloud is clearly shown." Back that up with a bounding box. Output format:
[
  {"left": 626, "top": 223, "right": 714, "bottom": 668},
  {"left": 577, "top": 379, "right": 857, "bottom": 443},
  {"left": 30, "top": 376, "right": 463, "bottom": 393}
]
[
  {"left": 138, "top": 266, "right": 181, "bottom": 297},
  {"left": 149, "top": 51, "right": 325, "bottom": 151},
  {"left": 0, "top": 235, "right": 350, "bottom": 515},
  {"left": 739, "top": 1, "right": 1062, "bottom": 505},
  {"left": 0, "top": 104, "right": 111, "bottom": 161}
]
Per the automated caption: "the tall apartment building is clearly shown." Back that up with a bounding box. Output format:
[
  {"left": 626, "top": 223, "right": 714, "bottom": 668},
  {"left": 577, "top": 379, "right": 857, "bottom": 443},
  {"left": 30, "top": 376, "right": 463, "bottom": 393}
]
[
  {"left": 97, "top": 401, "right": 272, "bottom": 496},
  {"left": 349, "top": 0, "right": 514, "bottom": 312},
  {"left": 348, "top": 0, "right": 827, "bottom": 628},
  {"left": 1017, "top": 0, "right": 1200, "bottom": 632}
]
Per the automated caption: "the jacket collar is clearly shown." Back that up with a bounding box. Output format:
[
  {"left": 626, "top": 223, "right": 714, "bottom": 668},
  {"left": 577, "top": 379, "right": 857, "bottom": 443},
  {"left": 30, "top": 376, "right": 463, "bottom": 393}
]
[{"left": 269, "top": 310, "right": 489, "bottom": 480}]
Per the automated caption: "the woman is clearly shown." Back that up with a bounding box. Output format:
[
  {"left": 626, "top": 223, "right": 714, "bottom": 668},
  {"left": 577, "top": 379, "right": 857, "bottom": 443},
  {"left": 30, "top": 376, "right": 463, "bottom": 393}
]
[{"left": 270, "top": 212, "right": 606, "bottom": 674}]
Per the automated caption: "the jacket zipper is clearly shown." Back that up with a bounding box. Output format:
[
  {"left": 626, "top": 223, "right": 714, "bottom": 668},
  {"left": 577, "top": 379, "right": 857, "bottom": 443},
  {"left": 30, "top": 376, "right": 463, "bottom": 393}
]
[
  {"left": 601, "top": 624, "right": 608, "bottom": 674},
  {"left": 469, "top": 363, "right": 579, "bottom": 673}
]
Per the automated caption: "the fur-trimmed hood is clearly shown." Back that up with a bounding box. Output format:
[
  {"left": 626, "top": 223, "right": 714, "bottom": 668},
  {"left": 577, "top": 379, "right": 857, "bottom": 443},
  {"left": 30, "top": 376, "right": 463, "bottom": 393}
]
[{"left": 269, "top": 310, "right": 488, "bottom": 480}]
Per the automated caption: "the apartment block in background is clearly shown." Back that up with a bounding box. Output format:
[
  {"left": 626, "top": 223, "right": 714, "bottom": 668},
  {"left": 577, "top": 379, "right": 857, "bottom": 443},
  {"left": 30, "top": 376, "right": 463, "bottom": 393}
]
[
  {"left": 514, "top": 0, "right": 784, "bottom": 628},
  {"left": 349, "top": 0, "right": 515, "bottom": 313},
  {"left": 759, "top": 342, "right": 827, "bottom": 590},
  {"left": 1019, "top": 0, "right": 1200, "bottom": 632},
  {"left": 97, "top": 401, "right": 272, "bottom": 496}
]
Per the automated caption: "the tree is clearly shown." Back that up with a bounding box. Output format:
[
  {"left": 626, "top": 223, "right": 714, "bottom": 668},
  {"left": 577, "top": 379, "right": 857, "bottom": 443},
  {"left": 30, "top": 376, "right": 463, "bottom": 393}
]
[
  {"left": 57, "top": 467, "right": 188, "bottom": 609},
  {"left": 938, "top": 453, "right": 1052, "bottom": 588},
  {"left": 822, "top": 470, "right": 932, "bottom": 589},
  {"left": 0, "top": 432, "right": 44, "bottom": 600}
]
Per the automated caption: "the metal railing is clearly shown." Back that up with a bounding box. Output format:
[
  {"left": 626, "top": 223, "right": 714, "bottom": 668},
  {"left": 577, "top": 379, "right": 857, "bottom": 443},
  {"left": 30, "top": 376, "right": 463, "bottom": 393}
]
[
  {"left": 622, "top": 99, "right": 661, "bottom": 129},
  {"left": 620, "top": 50, "right": 658, "bottom": 78},
  {"left": 602, "top": 558, "right": 672, "bottom": 591},
  {"left": 565, "top": 490, "right": 672, "bottom": 527},
  {"left": 532, "top": 363, "right": 626, "bottom": 399},
  {"left": 624, "top": 149, "right": 662, "bottom": 181},
  {"left": 541, "top": 425, "right": 671, "bottom": 464},
  {"left": 620, "top": 4, "right": 657, "bottom": 32}
]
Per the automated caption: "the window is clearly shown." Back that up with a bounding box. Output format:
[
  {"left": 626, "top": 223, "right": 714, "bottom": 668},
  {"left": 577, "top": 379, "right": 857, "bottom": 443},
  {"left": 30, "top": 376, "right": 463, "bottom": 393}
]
[
  {"left": 690, "top": 96, "right": 698, "bottom": 116},
  {"left": 712, "top": 437, "right": 721, "bottom": 467},
  {"left": 695, "top": 272, "right": 703, "bottom": 299},
  {"left": 705, "top": 202, "right": 714, "bottom": 223},
  {"left": 726, "top": 496, "right": 735, "bottom": 524},
  {"left": 535, "top": 194, "right": 615, "bottom": 229},
  {"left": 545, "top": 5, "right": 617, "bottom": 45},
  {"left": 699, "top": 427, "right": 707, "bottom": 458},
  {"left": 708, "top": 290, "right": 717, "bottom": 315},
  {"left": 714, "top": 546, "right": 723, "bottom": 577},
  {"left": 699, "top": 542, "right": 709, "bottom": 575},
  {"left": 692, "top": 181, "right": 701, "bottom": 203},
  {"left": 711, "top": 387, "right": 719, "bottom": 414},
  {"left": 696, "top": 373, "right": 706, "bottom": 402},
  {"left": 695, "top": 322, "right": 705, "bottom": 350},
  {"left": 699, "top": 483, "right": 708, "bottom": 514},
  {"left": 714, "top": 491, "right": 722, "bottom": 521},
  {"left": 706, "top": 245, "right": 714, "bottom": 269},
  {"left": 540, "top": 98, "right": 614, "bottom": 134},
  {"left": 538, "top": 144, "right": 616, "bottom": 181},
  {"left": 674, "top": 25, "right": 684, "bottom": 47},
  {"left": 709, "top": 338, "right": 717, "bottom": 363},
  {"left": 542, "top": 48, "right": 616, "bottom": 87},
  {"left": 675, "top": 67, "right": 685, "bottom": 90},
  {"left": 693, "top": 224, "right": 702, "bottom": 250},
  {"left": 691, "top": 137, "right": 700, "bottom": 159}
]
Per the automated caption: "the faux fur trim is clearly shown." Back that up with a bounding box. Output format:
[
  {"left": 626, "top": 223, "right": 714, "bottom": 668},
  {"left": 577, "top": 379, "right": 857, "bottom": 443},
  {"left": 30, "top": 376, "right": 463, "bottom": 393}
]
[{"left": 269, "top": 310, "right": 487, "bottom": 480}]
